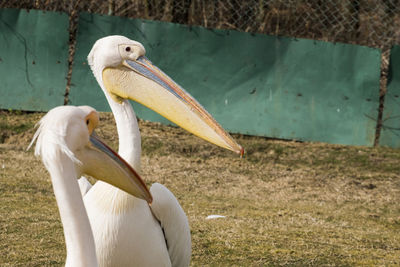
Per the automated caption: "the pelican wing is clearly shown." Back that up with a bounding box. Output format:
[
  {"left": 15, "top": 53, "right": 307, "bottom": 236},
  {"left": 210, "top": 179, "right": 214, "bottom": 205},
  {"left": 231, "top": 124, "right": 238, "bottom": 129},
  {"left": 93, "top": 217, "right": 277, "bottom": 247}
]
[{"left": 150, "top": 183, "right": 191, "bottom": 267}]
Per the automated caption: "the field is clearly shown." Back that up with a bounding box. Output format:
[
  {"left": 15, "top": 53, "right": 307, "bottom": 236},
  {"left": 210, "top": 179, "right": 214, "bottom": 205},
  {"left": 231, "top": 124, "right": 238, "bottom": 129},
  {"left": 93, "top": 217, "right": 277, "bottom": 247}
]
[{"left": 1, "top": 110, "right": 400, "bottom": 266}]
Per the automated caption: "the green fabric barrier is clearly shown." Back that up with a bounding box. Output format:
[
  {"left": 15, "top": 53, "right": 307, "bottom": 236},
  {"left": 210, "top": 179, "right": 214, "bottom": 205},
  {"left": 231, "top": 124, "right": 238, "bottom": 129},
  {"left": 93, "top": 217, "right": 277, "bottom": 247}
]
[
  {"left": 0, "top": 8, "right": 69, "bottom": 111},
  {"left": 380, "top": 45, "right": 400, "bottom": 147},
  {"left": 70, "top": 12, "right": 381, "bottom": 146}
]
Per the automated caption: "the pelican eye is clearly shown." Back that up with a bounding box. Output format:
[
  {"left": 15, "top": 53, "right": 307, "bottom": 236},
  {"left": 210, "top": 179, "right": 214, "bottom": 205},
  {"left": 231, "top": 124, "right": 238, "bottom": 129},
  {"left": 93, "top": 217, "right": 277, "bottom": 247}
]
[
  {"left": 86, "top": 119, "right": 90, "bottom": 125},
  {"left": 125, "top": 46, "right": 131, "bottom": 52}
]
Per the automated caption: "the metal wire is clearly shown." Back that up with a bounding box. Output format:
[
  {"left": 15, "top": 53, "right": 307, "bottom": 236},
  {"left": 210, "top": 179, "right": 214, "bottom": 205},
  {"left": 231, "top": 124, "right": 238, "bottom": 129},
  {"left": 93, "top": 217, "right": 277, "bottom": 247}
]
[{"left": 2, "top": 0, "right": 399, "bottom": 48}]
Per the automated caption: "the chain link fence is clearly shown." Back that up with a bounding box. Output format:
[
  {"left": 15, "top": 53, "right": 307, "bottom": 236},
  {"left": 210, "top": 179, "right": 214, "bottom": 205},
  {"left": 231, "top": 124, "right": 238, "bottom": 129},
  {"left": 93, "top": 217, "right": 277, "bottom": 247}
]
[
  {"left": 2, "top": 0, "right": 400, "bottom": 144},
  {"left": 3, "top": 0, "right": 400, "bottom": 48}
]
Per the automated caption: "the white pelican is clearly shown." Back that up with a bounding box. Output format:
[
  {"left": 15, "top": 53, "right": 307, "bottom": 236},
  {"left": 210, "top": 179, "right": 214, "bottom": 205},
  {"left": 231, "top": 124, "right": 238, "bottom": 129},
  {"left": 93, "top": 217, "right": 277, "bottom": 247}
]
[
  {"left": 29, "top": 105, "right": 152, "bottom": 267},
  {"left": 82, "top": 35, "right": 243, "bottom": 267}
]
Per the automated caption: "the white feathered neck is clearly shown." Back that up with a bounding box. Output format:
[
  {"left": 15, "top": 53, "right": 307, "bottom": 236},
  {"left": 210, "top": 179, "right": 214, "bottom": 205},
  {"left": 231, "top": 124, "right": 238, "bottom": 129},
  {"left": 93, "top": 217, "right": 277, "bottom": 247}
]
[
  {"left": 30, "top": 109, "right": 98, "bottom": 267},
  {"left": 88, "top": 47, "right": 142, "bottom": 172}
]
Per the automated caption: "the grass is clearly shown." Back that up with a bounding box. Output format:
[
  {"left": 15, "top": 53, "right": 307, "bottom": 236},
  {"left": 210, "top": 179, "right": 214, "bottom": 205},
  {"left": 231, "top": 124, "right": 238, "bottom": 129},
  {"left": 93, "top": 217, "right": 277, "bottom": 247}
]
[
  {"left": 0, "top": 117, "right": 33, "bottom": 144},
  {"left": 1, "top": 110, "right": 400, "bottom": 266}
]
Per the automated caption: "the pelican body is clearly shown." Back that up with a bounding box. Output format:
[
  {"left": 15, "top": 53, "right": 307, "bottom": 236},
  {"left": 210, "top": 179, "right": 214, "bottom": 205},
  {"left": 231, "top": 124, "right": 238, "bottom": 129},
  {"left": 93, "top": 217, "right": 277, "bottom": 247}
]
[
  {"left": 30, "top": 105, "right": 152, "bottom": 267},
  {"left": 82, "top": 35, "right": 243, "bottom": 267}
]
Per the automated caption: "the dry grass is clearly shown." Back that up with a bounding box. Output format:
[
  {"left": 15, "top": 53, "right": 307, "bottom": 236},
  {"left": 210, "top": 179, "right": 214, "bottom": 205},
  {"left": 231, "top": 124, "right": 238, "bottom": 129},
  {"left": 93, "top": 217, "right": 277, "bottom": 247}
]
[{"left": 1, "top": 110, "right": 400, "bottom": 266}]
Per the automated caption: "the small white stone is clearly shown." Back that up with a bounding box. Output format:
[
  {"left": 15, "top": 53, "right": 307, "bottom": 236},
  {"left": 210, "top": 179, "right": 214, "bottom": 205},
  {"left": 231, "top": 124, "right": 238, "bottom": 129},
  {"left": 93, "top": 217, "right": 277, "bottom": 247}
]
[{"left": 206, "top": 215, "right": 226, "bottom": 220}]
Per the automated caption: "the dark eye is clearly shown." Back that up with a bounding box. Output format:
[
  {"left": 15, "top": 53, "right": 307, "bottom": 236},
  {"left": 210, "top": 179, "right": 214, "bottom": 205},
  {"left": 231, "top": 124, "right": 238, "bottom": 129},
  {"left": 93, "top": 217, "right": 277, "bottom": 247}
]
[
  {"left": 86, "top": 119, "right": 90, "bottom": 125},
  {"left": 125, "top": 46, "right": 131, "bottom": 52}
]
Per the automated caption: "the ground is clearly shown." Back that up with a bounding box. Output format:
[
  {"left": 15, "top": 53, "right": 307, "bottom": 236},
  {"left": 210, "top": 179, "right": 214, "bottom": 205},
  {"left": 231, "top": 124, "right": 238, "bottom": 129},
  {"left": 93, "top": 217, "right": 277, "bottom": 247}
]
[{"left": 1, "top": 110, "right": 400, "bottom": 266}]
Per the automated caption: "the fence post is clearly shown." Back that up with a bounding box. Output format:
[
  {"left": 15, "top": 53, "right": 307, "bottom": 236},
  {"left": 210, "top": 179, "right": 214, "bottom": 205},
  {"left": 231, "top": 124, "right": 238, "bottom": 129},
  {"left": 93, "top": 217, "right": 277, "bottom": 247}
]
[
  {"left": 374, "top": 46, "right": 391, "bottom": 146},
  {"left": 64, "top": 2, "right": 79, "bottom": 105}
]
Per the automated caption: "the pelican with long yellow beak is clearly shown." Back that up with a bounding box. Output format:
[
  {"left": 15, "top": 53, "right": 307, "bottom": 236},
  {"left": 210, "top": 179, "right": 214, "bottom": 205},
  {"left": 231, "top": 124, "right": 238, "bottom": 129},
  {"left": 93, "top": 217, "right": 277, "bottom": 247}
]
[
  {"left": 29, "top": 105, "right": 152, "bottom": 267},
  {"left": 81, "top": 35, "right": 243, "bottom": 266}
]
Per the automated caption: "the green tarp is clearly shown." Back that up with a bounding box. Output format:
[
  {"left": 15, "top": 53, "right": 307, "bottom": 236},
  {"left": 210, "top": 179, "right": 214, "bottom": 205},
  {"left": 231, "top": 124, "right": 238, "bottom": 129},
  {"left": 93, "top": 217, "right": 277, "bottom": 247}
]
[
  {"left": 0, "top": 8, "right": 69, "bottom": 111},
  {"left": 380, "top": 45, "right": 400, "bottom": 147},
  {"left": 0, "top": 9, "right": 384, "bottom": 146},
  {"left": 70, "top": 12, "right": 381, "bottom": 146}
]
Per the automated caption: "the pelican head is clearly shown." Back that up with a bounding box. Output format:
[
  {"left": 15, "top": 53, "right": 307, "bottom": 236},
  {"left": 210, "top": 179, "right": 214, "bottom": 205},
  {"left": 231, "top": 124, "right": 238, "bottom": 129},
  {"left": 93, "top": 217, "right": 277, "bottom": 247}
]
[
  {"left": 88, "top": 35, "right": 244, "bottom": 156},
  {"left": 30, "top": 105, "right": 152, "bottom": 203}
]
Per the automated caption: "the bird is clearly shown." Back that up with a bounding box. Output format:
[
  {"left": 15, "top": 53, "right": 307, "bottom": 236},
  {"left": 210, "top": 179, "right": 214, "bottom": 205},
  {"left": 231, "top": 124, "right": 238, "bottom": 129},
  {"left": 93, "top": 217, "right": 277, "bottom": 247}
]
[
  {"left": 29, "top": 105, "right": 152, "bottom": 267},
  {"left": 81, "top": 35, "right": 244, "bottom": 266}
]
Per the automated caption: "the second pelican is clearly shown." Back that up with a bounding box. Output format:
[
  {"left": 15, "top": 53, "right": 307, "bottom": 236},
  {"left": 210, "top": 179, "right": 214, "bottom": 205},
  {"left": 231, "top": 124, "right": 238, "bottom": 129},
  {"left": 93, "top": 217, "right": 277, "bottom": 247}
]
[{"left": 30, "top": 105, "right": 152, "bottom": 266}]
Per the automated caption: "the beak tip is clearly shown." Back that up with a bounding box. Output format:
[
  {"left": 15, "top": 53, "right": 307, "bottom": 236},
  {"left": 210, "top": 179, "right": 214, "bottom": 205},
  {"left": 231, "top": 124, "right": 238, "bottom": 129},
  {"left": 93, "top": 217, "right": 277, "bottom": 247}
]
[{"left": 239, "top": 146, "right": 245, "bottom": 158}]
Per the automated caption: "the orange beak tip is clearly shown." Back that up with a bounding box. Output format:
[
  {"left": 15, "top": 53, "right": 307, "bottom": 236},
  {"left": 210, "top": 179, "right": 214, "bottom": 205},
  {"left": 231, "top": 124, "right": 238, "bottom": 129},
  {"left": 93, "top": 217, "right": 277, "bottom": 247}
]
[{"left": 239, "top": 146, "right": 245, "bottom": 158}]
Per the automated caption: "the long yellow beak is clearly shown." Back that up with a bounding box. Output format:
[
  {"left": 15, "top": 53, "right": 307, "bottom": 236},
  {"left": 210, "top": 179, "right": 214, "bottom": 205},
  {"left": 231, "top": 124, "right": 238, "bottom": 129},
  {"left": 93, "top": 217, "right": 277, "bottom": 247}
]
[
  {"left": 102, "top": 56, "right": 244, "bottom": 156},
  {"left": 75, "top": 134, "right": 152, "bottom": 203}
]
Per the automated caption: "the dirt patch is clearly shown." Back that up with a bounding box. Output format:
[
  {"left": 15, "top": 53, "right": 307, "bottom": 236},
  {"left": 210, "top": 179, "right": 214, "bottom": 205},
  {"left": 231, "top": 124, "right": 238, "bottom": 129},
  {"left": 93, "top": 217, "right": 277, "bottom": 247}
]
[{"left": 1, "top": 110, "right": 400, "bottom": 266}]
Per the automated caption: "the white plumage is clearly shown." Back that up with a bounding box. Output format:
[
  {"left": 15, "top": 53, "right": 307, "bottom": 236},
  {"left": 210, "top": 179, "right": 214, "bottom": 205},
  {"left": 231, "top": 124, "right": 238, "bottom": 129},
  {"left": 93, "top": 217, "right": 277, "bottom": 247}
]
[
  {"left": 31, "top": 106, "right": 99, "bottom": 267},
  {"left": 82, "top": 36, "right": 191, "bottom": 267},
  {"left": 30, "top": 105, "right": 152, "bottom": 267},
  {"left": 80, "top": 35, "right": 242, "bottom": 267}
]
